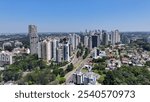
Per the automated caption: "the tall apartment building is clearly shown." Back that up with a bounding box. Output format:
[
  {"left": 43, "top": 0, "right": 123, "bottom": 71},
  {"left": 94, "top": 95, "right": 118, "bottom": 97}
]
[
  {"left": 102, "top": 30, "right": 109, "bottom": 45},
  {"left": 56, "top": 47, "right": 63, "bottom": 63},
  {"left": 28, "top": 25, "right": 39, "bottom": 54},
  {"left": 63, "top": 43, "right": 70, "bottom": 62},
  {"left": 69, "top": 34, "right": 75, "bottom": 51},
  {"left": 38, "top": 39, "right": 53, "bottom": 62},
  {"left": 69, "top": 34, "right": 80, "bottom": 51},
  {"left": 147, "top": 36, "right": 150, "bottom": 43},
  {"left": 88, "top": 35, "right": 100, "bottom": 50},
  {"left": 111, "top": 30, "right": 121, "bottom": 45},
  {"left": 52, "top": 39, "right": 59, "bottom": 61},
  {"left": 84, "top": 36, "right": 89, "bottom": 48},
  {"left": 92, "top": 35, "right": 99, "bottom": 48}
]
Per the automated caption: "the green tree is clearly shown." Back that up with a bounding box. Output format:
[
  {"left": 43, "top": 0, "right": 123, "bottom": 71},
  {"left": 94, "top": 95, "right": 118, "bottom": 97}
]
[
  {"left": 4, "top": 46, "right": 13, "bottom": 52},
  {"left": 59, "top": 68, "right": 66, "bottom": 77},
  {"left": 66, "top": 63, "right": 74, "bottom": 72},
  {"left": 92, "top": 57, "right": 107, "bottom": 63},
  {"left": 97, "top": 75, "right": 105, "bottom": 84},
  {"left": 3, "top": 69, "right": 22, "bottom": 82},
  {"left": 76, "top": 50, "right": 80, "bottom": 58},
  {"left": 83, "top": 48, "right": 89, "bottom": 59},
  {"left": 58, "top": 77, "right": 66, "bottom": 84},
  {"left": 146, "top": 61, "right": 150, "bottom": 67},
  {"left": 103, "top": 71, "right": 115, "bottom": 85},
  {"left": 103, "top": 66, "right": 150, "bottom": 85}
]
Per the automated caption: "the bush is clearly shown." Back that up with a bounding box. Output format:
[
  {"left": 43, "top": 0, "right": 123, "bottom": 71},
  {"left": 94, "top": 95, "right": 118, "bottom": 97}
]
[
  {"left": 66, "top": 63, "right": 74, "bottom": 72},
  {"left": 97, "top": 75, "right": 105, "bottom": 84},
  {"left": 146, "top": 61, "right": 150, "bottom": 67},
  {"left": 58, "top": 77, "right": 66, "bottom": 84}
]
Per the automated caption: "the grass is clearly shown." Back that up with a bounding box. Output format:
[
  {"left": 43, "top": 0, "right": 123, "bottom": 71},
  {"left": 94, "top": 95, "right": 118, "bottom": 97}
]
[{"left": 81, "top": 68, "right": 88, "bottom": 73}]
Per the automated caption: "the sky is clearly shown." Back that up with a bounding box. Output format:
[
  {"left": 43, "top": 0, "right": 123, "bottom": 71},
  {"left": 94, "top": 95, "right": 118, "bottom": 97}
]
[{"left": 0, "top": 0, "right": 150, "bottom": 33}]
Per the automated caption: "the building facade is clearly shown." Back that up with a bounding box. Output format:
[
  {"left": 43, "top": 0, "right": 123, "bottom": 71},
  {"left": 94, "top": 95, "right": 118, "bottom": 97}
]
[
  {"left": 28, "top": 25, "right": 39, "bottom": 54},
  {"left": 0, "top": 51, "right": 13, "bottom": 67},
  {"left": 111, "top": 30, "right": 121, "bottom": 45}
]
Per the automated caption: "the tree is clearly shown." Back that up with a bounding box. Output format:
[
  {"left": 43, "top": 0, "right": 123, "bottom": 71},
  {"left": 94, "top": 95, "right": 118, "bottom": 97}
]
[
  {"left": 58, "top": 77, "right": 66, "bottom": 84},
  {"left": 49, "top": 74, "right": 56, "bottom": 82},
  {"left": 70, "top": 63, "right": 74, "bottom": 69},
  {"left": 83, "top": 48, "right": 90, "bottom": 59},
  {"left": 76, "top": 50, "right": 80, "bottom": 58},
  {"left": 2, "top": 54, "right": 65, "bottom": 85},
  {"left": 93, "top": 63, "right": 106, "bottom": 74},
  {"left": 3, "top": 69, "right": 22, "bottom": 82},
  {"left": 92, "top": 57, "right": 107, "bottom": 63},
  {"left": 4, "top": 46, "right": 13, "bottom": 52},
  {"left": 66, "top": 63, "right": 74, "bottom": 72},
  {"left": 146, "top": 61, "right": 150, "bottom": 67},
  {"left": 53, "top": 68, "right": 60, "bottom": 76},
  {"left": 23, "top": 69, "right": 55, "bottom": 85},
  {"left": 103, "top": 66, "right": 150, "bottom": 85},
  {"left": 103, "top": 71, "right": 115, "bottom": 85},
  {"left": 97, "top": 75, "right": 105, "bottom": 84},
  {"left": 59, "top": 68, "right": 66, "bottom": 77}
]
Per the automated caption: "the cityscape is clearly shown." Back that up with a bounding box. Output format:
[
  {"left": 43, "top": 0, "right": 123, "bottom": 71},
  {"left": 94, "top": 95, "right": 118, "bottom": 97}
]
[
  {"left": 0, "top": 26, "right": 150, "bottom": 85},
  {"left": 0, "top": 0, "right": 150, "bottom": 85}
]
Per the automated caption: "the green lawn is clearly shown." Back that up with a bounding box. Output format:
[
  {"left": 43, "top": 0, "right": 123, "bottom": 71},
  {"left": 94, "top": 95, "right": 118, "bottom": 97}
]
[{"left": 81, "top": 68, "right": 88, "bottom": 73}]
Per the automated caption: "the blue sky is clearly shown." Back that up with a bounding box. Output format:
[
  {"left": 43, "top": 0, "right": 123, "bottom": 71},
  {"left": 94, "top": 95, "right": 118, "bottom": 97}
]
[{"left": 0, "top": 0, "right": 150, "bottom": 33}]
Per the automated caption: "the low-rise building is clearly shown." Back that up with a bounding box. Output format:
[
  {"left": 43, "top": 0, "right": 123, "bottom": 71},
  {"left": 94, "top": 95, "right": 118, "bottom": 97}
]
[
  {"left": 72, "top": 71, "right": 97, "bottom": 85},
  {"left": 0, "top": 51, "right": 13, "bottom": 67},
  {"left": 93, "top": 48, "right": 106, "bottom": 59}
]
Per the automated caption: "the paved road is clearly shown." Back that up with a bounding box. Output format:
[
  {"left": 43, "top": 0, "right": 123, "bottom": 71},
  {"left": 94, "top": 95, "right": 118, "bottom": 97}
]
[
  {"left": 65, "top": 49, "right": 95, "bottom": 84},
  {"left": 60, "top": 50, "right": 78, "bottom": 70}
]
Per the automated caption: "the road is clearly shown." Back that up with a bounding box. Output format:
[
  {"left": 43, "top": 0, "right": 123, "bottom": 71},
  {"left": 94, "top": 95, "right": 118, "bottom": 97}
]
[
  {"left": 60, "top": 50, "right": 78, "bottom": 70},
  {"left": 64, "top": 49, "right": 95, "bottom": 84}
]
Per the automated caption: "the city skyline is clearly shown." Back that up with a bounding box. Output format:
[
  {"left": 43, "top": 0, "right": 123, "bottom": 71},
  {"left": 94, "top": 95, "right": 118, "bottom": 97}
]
[{"left": 0, "top": 0, "right": 150, "bottom": 33}]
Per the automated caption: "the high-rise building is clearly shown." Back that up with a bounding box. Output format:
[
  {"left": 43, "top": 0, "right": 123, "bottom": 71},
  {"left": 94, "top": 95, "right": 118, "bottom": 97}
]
[
  {"left": 52, "top": 39, "right": 58, "bottom": 61},
  {"left": 111, "top": 31, "right": 115, "bottom": 45},
  {"left": 91, "top": 35, "right": 99, "bottom": 48},
  {"left": 56, "top": 47, "right": 63, "bottom": 63},
  {"left": 46, "top": 40, "right": 52, "bottom": 62},
  {"left": 84, "top": 36, "right": 89, "bottom": 48},
  {"left": 63, "top": 43, "right": 70, "bottom": 62},
  {"left": 69, "top": 44, "right": 72, "bottom": 56},
  {"left": 147, "top": 36, "right": 150, "bottom": 43},
  {"left": 88, "top": 36, "right": 92, "bottom": 50},
  {"left": 28, "top": 25, "right": 39, "bottom": 54},
  {"left": 115, "top": 30, "right": 120, "bottom": 43},
  {"left": 111, "top": 30, "right": 121, "bottom": 45},
  {"left": 76, "top": 35, "right": 81, "bottom": 48},
  {"left": 38, "top": 41, "right": 42, "bottom": 58},
  {"left": 41, "top": 40, "right": 47, "bottom": 60},
  {"left": 69, "top": 34, "right": 75, "bottom": 51},
  {"left": 38, "top": 39, "right": 52, "bottom": 62},
  {"left": 69, "top": 34, "right": 80, "bottom": 51},
  {"left": 102, "top": 30, "right": 109, "bottom": 45},
  {"left": 88, "top": 35, "right": 99, "bottom": 50}
]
